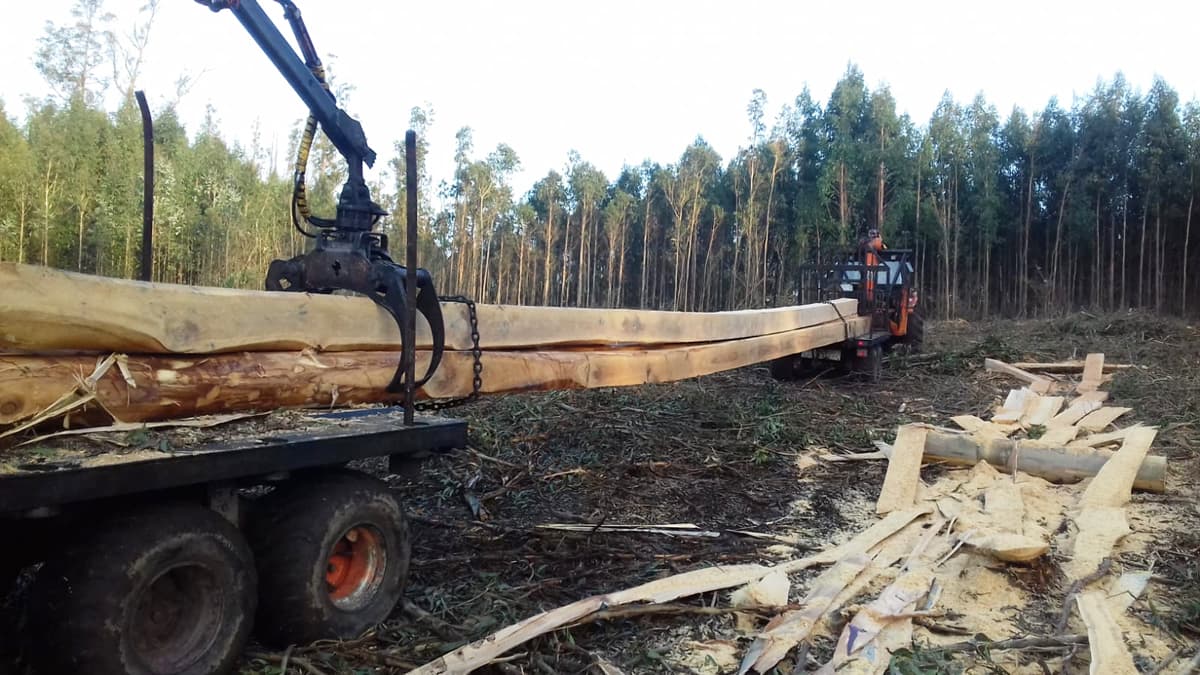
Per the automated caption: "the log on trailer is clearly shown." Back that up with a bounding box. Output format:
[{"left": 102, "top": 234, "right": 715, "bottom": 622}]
[
  {"left": 0, "top": 262, "right": 858, "bottom": 353},
  {"left": 0, "top": 316, "right": 870, "bottom": 429}
]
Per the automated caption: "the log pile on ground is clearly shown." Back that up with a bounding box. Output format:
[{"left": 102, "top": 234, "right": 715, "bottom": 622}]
[
  {"left": 0, "top": 262, "right": 868, "bottom": 444},
  {"left": 406, "top": 352, "right": 1176, "bottom": 674}
]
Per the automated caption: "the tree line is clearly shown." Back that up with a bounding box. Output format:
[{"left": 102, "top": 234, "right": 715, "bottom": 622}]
[{"left": 3, "top": 0, "right": 1198, "bottom": 319}]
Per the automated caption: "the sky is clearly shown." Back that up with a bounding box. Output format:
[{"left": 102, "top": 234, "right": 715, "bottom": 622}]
[{"left": 1, "top": 0, "right": 1197, "bottom": 202}]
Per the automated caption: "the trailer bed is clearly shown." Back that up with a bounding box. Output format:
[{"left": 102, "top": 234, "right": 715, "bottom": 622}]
[{"left": 0, "top": 407, "right": 467, "bottom": 515}]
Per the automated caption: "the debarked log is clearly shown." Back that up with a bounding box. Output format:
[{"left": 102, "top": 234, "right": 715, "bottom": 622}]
[
  {"left": 0, "top": 262, "right": 858, "bottom": 354},
  {"left": 0, "top": 316, "right": 870, "bottom": 428},
  {"left": 921, "top": 430, "right": 1165, "bottom": 493}
]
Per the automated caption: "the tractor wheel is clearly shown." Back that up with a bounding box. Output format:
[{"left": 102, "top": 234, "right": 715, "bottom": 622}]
[
  {"left": 246, "top": 470, "right": 410, "bottom": 647},
  {"left": 26, "top": 504, "right": 257, "bottom": 675},
  {"left": 768, "top": 356, "right": 800, "bottom": 381},
  {"left": 851, "top": 345, "right": 883, "bottom": 382},
  {"left": 769, "top": 355, "right": 820, "bottom": 381}
]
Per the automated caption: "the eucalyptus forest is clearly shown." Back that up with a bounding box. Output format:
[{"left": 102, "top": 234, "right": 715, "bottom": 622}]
[{"left": 3, "top": 0, "right": 1199, "bottom": 320}]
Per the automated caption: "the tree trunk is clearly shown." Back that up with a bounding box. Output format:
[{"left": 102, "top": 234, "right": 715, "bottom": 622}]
[
  {"left": 940, "top": 196, "right": 951, "bottom": 320},
  {"left": 560, "top": 214, "right": 572, "bottom": 305},
  {"left": 1021, "top": 159, "right": 1034, "bottom": 317},
  {"left": 640, "top": 204, "right": 651, "bottom": 309},
  {"left": 1050, "top": 176, "right": 1072, "bottom": 312},
  {"left": 516, "top": 230, "right": 526, "bottom": 305},
  {"left": 576, "top": 210, "right": 587, "bottom": 307},
  {"left": 495, "top": 233, "right": 506, "bottom": 304},
  {"left": 42, "top": 166, "right": 53, "bottom": 266},
  {"left": 1121, "top": 194, "right": 1128, "bottom": 309},
  {"left": 617, "top": 219, "right": 628, "bottom": 309},
  {"left": 702, "top": 213, "right": 718, "bottom": 310},
  {"left": 1109, "top": 209, "right": 1116, "bottom": 311},
  {"left": 838, "top": 161, "right": 849, "bottom": 240},
  {"left": 1138, "top": 201, "right": 1147, "bottom": 307},
  {"left": 1155, "top": 202, "right": 1164, "bottom": 312},
  {"left": 542, "top": 203, "right": 555, "bottom": 306},
  {"left": 1184, "top": 188, "right": 1194, "bottom": 314},
  {"left": 1093, "top": 191, "right": 1101, "bottom": 309},
  {"left": 951, "top": 166, "right": 959, "bottom": 318},
  {"left": 764, "top": 148, "right": 782, "bottom": 305},
  {"left": 17, "top": 203, "right": 27, "bottom": 265},
  {"left": 606, "top": 225, "right": 618, "bottom": 308}
]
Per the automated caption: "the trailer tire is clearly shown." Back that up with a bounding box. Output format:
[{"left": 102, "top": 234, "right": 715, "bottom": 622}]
[
  {"left": 26, "top": 504, "right": 256, "bottom": 675},
  {"left": 246, "top": 470, "right": 410, "bottom": 647}
]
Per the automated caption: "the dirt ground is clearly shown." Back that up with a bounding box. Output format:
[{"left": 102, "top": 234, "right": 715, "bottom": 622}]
[
  {"left": 2, "top": 312, "right": 1195, "bottom": 674},
  {"left": 222, "top": 310, "right": 1199, "bottom": 675}
]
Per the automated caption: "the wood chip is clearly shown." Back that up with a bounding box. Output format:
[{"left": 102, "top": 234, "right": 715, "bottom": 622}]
[
  {"left": 730, "top": 569, "right": 790, "bottom": 609},
  {"left": 816, "top": 567, "right": 936, "bottom": 672},
  {"left": 1048, "top": 399, "right": 1103, "bottom": 427},
  {"left": 1077, "top": 589, "right": 1138, "bottom": 674},
  {"left": 967, "top": 532, "right": 1050, "bottom": 562},
  {"left": 787, "top": 507, "right": 933, "bottom": 570},
  {"left": 14, "top": 413, "right": 263, "bottom": 447},
  {"left": 876, "top": 425, "right": 928, "bottom": 514},
  {"left": 983, "top": 479, "right": 1024, "bottom": 532},
  {"left": 1066, "top": 507, "right": 1130, "bottom": 582},
  {"left": 984, "top": 359, "right": 1053, "bottom": 393},
  {"left": 1067, "top": 424, "right": 1148, "bottom": 449},
  {"left": 951, "top": 414, "right": 1013, "bottom": 438},
  {"left": 1106, "top": 571, "right": 1152, "bottom": 615},
  {"left": 1077, "top": 353, "right": 1105, "bottom": 393},
  {"left": 1077, "top": 407, "right": 1133, "bottom": 432},
  {"left": 739, "top": 554, "right": 872, "bottom": 674},
  {"left": 409, "top": 563, "right": 778, "bottom": 674},
  {"left": 1039, "top": 426, "right": 1081, "bottom": 445},
  {"left": 993, "top": 388, "right": 1040, "bottom": 423},
  {"left": 1022, "top": 396, "right": 1065, "bottom": 426},
  {"left": 534, "top": 523, "right": 720, "bottom": 538},
  {"left": 1080, "top": 427, "right": 1158, "bottom": 507}
]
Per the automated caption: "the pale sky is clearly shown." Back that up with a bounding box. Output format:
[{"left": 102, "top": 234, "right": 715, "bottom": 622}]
[{"left": 1, "top": 0, "right": 1197, "bottom": 202}]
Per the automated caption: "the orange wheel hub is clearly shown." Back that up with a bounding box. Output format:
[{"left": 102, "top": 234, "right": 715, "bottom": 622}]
[{"left": 325, "top": 526, "right": 384, "bottom": 606}]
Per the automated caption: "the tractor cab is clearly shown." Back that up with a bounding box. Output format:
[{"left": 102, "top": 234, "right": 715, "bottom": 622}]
[
  {"left": 798, "top": 229, "right": 922, "bottom": 349},
  {"left": 772, "top": 233, "right": 925, "bottom": 382}
]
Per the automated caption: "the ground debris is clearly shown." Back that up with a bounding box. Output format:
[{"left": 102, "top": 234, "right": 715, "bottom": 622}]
[{"left": 226, "top": 312, "right": 1199, "bottom": 674}]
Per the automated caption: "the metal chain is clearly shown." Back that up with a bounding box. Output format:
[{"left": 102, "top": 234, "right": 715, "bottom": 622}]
[{"left": 414, "top": 295, "right": 482, "bottom": 411}]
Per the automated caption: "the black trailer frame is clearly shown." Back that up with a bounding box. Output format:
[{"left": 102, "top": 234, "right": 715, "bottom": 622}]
[{"left": 0, "top": 407, "right": 467, "bottom": 517}]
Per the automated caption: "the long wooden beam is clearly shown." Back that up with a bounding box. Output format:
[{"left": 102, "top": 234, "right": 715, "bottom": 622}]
[
  {"left": 0, "top": 263, "right": 859, "bottom": 354},
  {"left": 0, "top": 316, "right": 869, "bottom": 429}
]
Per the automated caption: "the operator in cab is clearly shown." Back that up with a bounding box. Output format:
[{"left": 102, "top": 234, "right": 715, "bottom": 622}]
[{"left": 859, "top": 228, "right": 885, "bottom": 301}]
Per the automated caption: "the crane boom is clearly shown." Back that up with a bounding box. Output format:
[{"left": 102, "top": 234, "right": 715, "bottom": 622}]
[{"left": 194, "top": 0, "right": 449, "bottom": 406}]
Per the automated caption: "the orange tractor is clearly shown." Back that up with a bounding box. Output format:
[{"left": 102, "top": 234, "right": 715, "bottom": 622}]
[{"left": 771, "top": 228, "right": 924, "bottom": 381}]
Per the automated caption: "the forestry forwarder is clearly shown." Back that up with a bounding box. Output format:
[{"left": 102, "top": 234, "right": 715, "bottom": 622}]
[
  {"left": 770, "top": 228, "right": 924, "bottom": 382},
  {"left": 0, "top": 3, "right": 473, "bottom": 674}
]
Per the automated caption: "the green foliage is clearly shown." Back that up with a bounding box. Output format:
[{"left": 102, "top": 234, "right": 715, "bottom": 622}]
[
  {"left": 4, "top": 6, "right": 1200, "bottom": 320},
  {"left": 887, "top": 647, "right": 966, "bottom": 674}
]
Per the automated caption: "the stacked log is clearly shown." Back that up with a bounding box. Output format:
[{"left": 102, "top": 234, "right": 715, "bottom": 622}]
[{"left": 0, "top": 262, "right": 869, "bottom": 432}]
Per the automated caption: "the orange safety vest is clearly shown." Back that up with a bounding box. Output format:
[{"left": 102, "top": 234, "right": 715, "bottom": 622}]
[{"left": 864, "top": 235, "right": 885, "bottom": 301}]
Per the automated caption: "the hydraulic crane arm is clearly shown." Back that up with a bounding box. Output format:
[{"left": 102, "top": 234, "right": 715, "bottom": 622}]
[
  {"left": 195, "top": 0, "right": 384, "bottom": 235},
  {"left": 194, "top": 0, "right": 450, "bottom": 402},
  {"left": 195, "top": 0, "right": 375, "bottom": 176}
]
